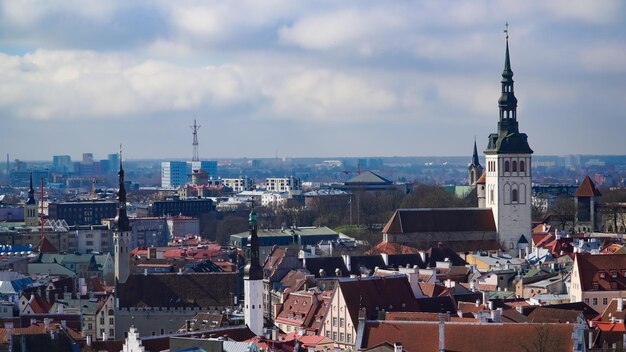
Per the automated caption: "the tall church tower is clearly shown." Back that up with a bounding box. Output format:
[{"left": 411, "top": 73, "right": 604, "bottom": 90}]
[
  {"left": 114, "top": 149, "right": 131, "bottom": 287},
  {"left": 244, "top": 209, "right": 264, "bottom": 336},
  {"left": 24, "top": 173, "right": 38, "bottom": 226},
  {"left": 484, "top": 26, "right": 533, "bottom": 255},
  {"left": 468, "top": 139, "right": 483, "bottom": 186}
]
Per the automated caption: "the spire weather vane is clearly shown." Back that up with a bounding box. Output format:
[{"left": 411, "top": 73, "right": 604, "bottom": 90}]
[{"left": 504, "top": 22, "right": 509, "bottom": 40}]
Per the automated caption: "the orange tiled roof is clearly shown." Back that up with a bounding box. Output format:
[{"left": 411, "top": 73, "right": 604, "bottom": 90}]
[{"left": 575, "top": 176, "right": 602, "bottom": 197}]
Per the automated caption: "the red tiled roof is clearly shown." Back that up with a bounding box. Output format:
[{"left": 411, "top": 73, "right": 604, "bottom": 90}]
[
  {"left": 361, "top": 321, "right": 574, "bottom": 352},
  {"left": 383, "top": 208, "right": 496, "bottom": 234},
  {"left": 575, "top": 253, "right": 626, "bottom": 291},
  {"left": 475, "top": 172, "right": 486, "bottom": 185},
  {"left": 575, "top": 176, "right": 602, "bottom": 197},
  {"left": 37, "top": 237, "right": 59, "bottom": 253},
  {"left": 338, "top": 277, "right": 419, "bottom": 324}
]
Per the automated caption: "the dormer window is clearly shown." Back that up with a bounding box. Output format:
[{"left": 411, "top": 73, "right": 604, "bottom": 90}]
[
  {"left": 593, "top": 283, "right": 599, "bottom": 290},
  {"left": 612, "top": 282, "right": 618, "bottom": 290},
  {"left": 600, "top": 272, "right": 606, "bottom": 279},
  {"left": 613, "top": 271, "right": 618, "bottom": 278}
]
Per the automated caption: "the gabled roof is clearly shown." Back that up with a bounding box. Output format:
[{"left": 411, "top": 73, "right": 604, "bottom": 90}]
[
  {"left": 475, "top": 172, "right": 486, "bottom": 185},
  {"left": 337, "top": 276, "right": 419, "bottom": 323},
  {"left": 575, "top": 176, "right": 602, "bottom": 197},
  {"left": 36, "top": 237, "right": 58, "bottom": 253},
  {"left": 345, "top": 171, "right": 392, "bottom": 185},
  {"left": 383, "top": 208, "right": 496, "bottom": 234},
  {"left": 575, "top": 253, "right": 626, "bottom": 291},
  {"left": 118, "top": 273, "right": 237, "bottom": 308},
  {"left": 302, "top": 257, "right": 349, "bottom": 278}
]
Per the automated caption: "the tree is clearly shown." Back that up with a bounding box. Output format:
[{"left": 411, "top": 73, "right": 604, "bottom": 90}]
[
  {"left": 400, "top": 184, "right": 469, "bottom": 208},
  {"left": 548, "top": 196, "right": 576, "bottom": 231},
  {"left": 601, "top": 188, "right": 626, "bottom": 233}
]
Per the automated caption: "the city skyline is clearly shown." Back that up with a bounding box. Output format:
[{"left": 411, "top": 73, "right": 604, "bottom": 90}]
[{"left": 1, "top": 1, "right": 625, "bottom": 160}]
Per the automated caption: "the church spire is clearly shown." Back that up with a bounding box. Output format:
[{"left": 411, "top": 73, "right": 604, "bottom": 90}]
[
  {"left": 114, "top": 145, "right": 130, "bottom": 232},
  {"left": 244, "top": 208, "right": 263, "bottom": 280},
  {"left": 26, "top": 173, "right": 36, "bottom": 205},
  {"left": 471, "top": 138, "right": 480, "bottom": 167},
  {"left": 498, "top": 22, "right": 518, "bottom": 125}
]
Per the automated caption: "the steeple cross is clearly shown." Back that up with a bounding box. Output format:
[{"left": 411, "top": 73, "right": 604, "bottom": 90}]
[{"left": 504, "top": 22, "right": 509, "bottom": 40}]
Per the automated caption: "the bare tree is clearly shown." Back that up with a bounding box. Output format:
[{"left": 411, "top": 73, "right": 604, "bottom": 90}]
[{"left": 549, "top": 196, "right": 576, "bottom": 231}]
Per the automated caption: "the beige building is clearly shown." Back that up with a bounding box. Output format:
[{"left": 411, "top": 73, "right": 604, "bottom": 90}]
[
  {"left": 319, "top": 276, "right": 418, "bottom": 349},
  {"left": 570, "top": 253, "right": 626, "bottom": 312}
]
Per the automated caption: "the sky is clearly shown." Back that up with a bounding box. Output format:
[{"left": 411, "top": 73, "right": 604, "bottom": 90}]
[{"left": 0, "top": 0, "right": 625, "bottom": 161}]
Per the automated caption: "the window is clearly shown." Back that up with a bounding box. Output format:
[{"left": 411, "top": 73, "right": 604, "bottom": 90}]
[
  {"left": 512, "top": 189, "right": 518, "bottom": 202},
  {"left": 584, "top": 298, "right": 589, "bottom": 304},
  {"left": 512, "top": 161, "right": 517, "bottom": 172},
  {"left": 593, "top": 283, "right": 599, "bottom": 290},
  {"left": 326, "top": 331, "right": 331, "bottom": 338},
  {"left": 109, "top": 329, "right": 114, "bottom": 338},
  {"left": 519, "top": 161, "right": 525, "bottom": 172},
  {"left": 603, "top": 298, "right": 609, "bottom": 305},
  {"left": 613, "top": 272, "right": 618, "bottom": 278},
  {"left": 347, "top": 333, "right": 352, "bottom": 342},
  {"left": 593, "top": 298, "right": 598, "bottom": 305},
  {"left": 333, "top": 317, "right": 337, "bottom": 326},
  {"left": 340, "top": 333, "right": 345, "bottom": 342},
  {"left": 100, "top": 317, "right": 104, "bottom": 324},
  {"left": 109, "top": 318, "right": 114, "bottom": 324},
  {"left": 333, "top": 332, "right": 337, "bottom": 341},
  {"left": 600, "top": 272, "right": 606, "bottom": 278},
  {"left": 339, "top": 318, "right": 344, "bottom": 327},
  {"left": 504, "top": 161, "right": 510, "bottom": 172},
  {"left": 612, "top": 282, "right": 618, "bottom": 290}
]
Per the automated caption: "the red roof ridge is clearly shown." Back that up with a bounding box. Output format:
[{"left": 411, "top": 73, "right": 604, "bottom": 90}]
[{"left": 575, "top": 176, "right": 602, "bottom": 197}]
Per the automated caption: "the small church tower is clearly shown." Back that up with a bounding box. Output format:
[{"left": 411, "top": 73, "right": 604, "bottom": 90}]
[
  {"left": 574, "top": 176, "right": 602, "bottom": 233},
  {"left": 24, "top": 173, "right": 38, "bottom": 226},
  {"left": 244, "top": 208, "right": 264, "bottom": 336},
  {"left": 484, "top": 25, "right": 533, "bottom": 255},
  {"left": 114, "top": 148, "right": 131, "bottom": 287},
  {"left": 468, "top": 140, "right": 483, "bottom": 186}
]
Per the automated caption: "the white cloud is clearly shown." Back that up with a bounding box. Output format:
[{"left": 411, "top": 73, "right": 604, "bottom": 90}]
[
  {"left": 0, "top": 50, "right": 253, "bottom": 120},
  {"left": 267, "top": 69, "right": 399, "bottom": 121}
]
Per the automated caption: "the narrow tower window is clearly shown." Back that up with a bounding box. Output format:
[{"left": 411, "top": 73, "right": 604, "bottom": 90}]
[
  {"left": 519, "top": 161, "right": 525, "bottom": 172},
  {"left": 504, "top": 161, "right": 510, "bottom": 172},
  {"left": 512, "top": 161, "right": 517, "bottom": 172},
  {"left": 512, "top": 189, "right": 518, "bottom": 202}
]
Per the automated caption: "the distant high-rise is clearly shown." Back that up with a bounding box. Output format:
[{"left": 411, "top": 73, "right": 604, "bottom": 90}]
[
  {"left": 161, "top": 161, "right": 188, "bottom": 188},
  {"left": 52, "top": 155, "right": 72, "bottom": 172},
  {"left": 190, "top": 161, "right": 218, "bottom": 180},
  {"left": 108, "top": 153, "right": 120, "bottom": 174}
]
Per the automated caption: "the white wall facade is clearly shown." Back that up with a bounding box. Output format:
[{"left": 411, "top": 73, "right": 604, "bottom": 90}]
[
  {"left": 485, "top": 153, "right": 532, "bottom": 254},
  {"left": 244, "top": 279, "right": 264, "bottom": 336}
]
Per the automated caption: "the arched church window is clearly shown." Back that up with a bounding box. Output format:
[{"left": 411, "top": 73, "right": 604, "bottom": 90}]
[
  {"left": 520, "top": 160, "right": 525, "bottom": 172},
  {"left": 512, "top": 189, "right": 518, "bottom": 202},
  {"left": 512, "top": 161, "right": 517, "bottom": 172},
  {"left": 504, "top": 161, "right": 510, "bottom": 172}
]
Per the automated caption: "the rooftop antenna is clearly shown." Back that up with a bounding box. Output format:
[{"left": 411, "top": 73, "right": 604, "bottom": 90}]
[{"left": 191, "top": 119, "right": 201, "bottom": 162}]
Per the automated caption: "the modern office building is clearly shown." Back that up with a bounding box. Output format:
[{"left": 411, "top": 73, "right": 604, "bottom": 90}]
[
  {"left": 161, "top": 161, "right": 188, "bottom": 188},
  {"left": 191, "top": 161, "right": 218, "bottom": 179}
]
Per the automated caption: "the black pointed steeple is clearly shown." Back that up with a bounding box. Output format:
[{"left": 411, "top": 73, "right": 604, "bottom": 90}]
[
  {"left": 244, "top": 208, "right": 263, "bottom": 280},
  {"left": 471, "top": 139, "right": 481, "bottom": 168},
  {"left": 114, "top": 148, "right": 130, "bottom": 232},
  {"left": 26, "top": 173, "right": 36, "bottom": 205},
  {"left": 486, "top": 24, "right": 533, "bottom": 155}
]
